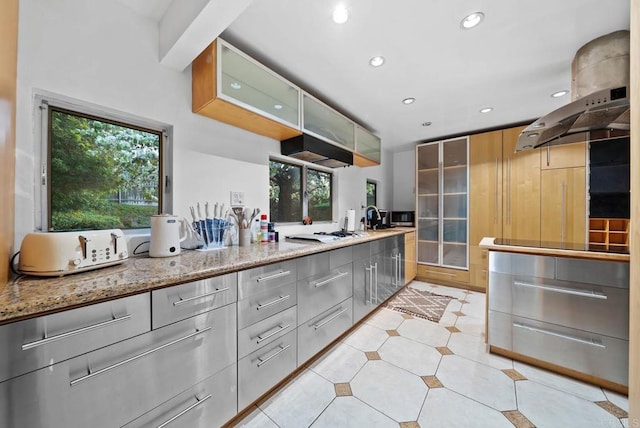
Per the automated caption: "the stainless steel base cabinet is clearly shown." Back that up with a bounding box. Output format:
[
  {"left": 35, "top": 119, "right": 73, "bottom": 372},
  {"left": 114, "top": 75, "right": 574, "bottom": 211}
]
[
  {"left": 238, "top": 329, "right": 297, "bottom": 409},
  {"left": 123, "top": 363, "right": 238, "bottom": 428},
  {"left": 0, "top": 303, "right": 236, "bottom": 428},
  {"left": 298, "top": 297, "right": 353, "bottom": 364}
]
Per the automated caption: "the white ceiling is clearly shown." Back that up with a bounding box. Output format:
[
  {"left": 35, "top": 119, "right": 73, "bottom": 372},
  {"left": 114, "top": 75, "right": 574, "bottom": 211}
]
[{"left": 118, "top": 0, "right": 631, "bottom": 153}]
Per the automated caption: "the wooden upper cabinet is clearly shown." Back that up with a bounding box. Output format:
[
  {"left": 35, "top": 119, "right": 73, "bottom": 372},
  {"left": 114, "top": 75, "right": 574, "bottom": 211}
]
[
  {"left": 540, "top": 135, "right": 587, "bottom": 170},
  {"left": 540, "top": 167, "right": 586, "bottom": 244},
  {"left": 354, "top": 126, "right": 381, "bottom": 166},
  {"left": 192, "top": 40, "right": 302, "bottom": 141},
  {"left": 502, "top": 126, "right": 541, "bottom": 241}
]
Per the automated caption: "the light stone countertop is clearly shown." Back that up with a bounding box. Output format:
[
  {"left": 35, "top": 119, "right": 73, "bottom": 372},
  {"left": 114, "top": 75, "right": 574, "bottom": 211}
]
[{"left": 1, "top": 228, "right": 414, "bottom": 325}]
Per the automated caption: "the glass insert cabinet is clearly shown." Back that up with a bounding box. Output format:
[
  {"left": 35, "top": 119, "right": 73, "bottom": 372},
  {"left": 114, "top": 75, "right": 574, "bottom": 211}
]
[{"left": 416, "top": 137, "right": 469, "bottom": 269}]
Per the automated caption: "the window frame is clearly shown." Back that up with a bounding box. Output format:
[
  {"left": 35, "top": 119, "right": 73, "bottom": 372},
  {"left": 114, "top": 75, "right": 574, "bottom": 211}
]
[
  {"left": 366, "top": 179, "right": 378, "bottom": 207},
  {"left": 35, "top": 93, "right": 173, "bottom": 233},
  {"left": 269, "top": 155, "right": 334, "bottom": 224}
]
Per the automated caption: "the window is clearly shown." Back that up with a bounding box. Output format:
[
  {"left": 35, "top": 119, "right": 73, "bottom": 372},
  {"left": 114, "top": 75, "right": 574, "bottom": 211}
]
[
  {"left": 269, "top": 159, "right": 333, "bottom": 223},
  {"left": 39, "top": 96, "right": 172, "bottom": 231},
  {"left": 366, "top": 180, "right": 377, "bottom": 207}
]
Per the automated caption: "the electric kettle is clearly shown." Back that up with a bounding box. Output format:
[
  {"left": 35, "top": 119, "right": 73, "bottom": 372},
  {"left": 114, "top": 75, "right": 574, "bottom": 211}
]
[{"left": 149, "top": 214, "right": 187, "bottom": 257}]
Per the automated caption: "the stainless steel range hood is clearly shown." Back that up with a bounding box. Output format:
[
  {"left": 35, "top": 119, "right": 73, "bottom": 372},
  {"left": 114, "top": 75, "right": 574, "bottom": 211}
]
[
  {"left": 281, "top": 133, "right": 353, "bottom": 168},
  {"left": 516, "top": 30, "right": 630, "bottom": 152}
]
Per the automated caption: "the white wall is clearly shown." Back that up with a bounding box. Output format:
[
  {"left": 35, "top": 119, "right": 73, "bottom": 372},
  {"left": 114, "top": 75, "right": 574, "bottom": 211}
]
[
  {"left": 13, "top": 0, "right": 394, "bottom": 246},
  {"left": 392, "top": 149, "right": 416, "bottom": 210}
]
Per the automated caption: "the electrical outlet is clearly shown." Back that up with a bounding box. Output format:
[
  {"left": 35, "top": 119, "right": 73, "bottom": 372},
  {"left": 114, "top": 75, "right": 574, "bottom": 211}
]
[{"left": 230, "top": 191, "right": 245, "bottom": 206}]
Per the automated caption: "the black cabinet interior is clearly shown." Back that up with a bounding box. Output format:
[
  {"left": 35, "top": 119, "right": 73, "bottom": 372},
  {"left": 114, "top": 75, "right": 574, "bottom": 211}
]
[{"left": 589, "top": 135, "right": 630, "bottom": 218}]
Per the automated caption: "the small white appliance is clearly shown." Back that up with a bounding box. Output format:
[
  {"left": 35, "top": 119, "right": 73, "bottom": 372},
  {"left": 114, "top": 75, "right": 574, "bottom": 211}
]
[
  {"left": 18, "top": 229, "right": 128, "bottom": 277},
  {"left": 149, "top": 214, "right": 186, "bottom": 257}
]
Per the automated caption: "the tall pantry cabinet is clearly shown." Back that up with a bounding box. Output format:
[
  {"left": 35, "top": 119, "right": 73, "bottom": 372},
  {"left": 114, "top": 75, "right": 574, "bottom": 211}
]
[{"left": 417, "top": 125, "right": 587, "bottom": 291}]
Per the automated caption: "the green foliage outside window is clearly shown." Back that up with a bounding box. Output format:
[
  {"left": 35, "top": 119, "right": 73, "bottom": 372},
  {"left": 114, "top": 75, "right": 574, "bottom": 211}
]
[
  {"left": 366, "top": 181, "right": 377, "bottom": 207},
  {"left": 269, "top": 159, "right": 332, "bottom": 223},
  {"left": 49, "top": 109, "right": 160, "bottom": 231}
]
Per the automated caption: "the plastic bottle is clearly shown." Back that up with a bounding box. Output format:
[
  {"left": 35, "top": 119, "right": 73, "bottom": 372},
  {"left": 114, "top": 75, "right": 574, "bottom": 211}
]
[
  {"left": 260, "top": 214, "right": 269, "bottom": 243},
  {"left": 251, "top": 218, "right": 260, "bottom": 243}
]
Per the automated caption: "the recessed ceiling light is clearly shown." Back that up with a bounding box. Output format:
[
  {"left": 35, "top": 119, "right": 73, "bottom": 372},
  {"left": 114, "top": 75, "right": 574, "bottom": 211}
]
[
  {"left": 273, "top": 104, "right": 283, "bottom": 110},
  {"left": 422, "top": 122, "right": 432, "bottom": 127},
  {"left": 332, "top": 5, "right": 349, "bottom": 24},
  {"left": 551, "top": 90, "right": 569, "bottom": 98},
  {"left": 230, "top": 82, "right": 242, "bottom": 89},
  {"left": 369, "top": 56, "right": 385, "bottom": 67},
  {"left": 460, "top": 12, "right": 484, "bottom": 29},
  {"left": 479, "top": 107, "right": 493, "bottom": 113},
  {"left": 402, "top": 98, "right": 416, "bottom": 105}
]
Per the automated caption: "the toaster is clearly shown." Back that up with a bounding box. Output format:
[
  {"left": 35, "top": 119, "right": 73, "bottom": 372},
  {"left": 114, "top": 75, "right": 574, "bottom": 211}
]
[{"left": 18, "top": 229, "right": 129, "bottom": 277}]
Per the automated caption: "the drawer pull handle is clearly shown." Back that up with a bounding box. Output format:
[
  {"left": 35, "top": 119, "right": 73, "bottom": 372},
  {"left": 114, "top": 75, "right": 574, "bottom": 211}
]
[
  {"left": 256, "top": 295, "right": 290, "bottom": 310},
  {"left": 256, "top": 324, "right": 291, "bottom": 344},
  {"left": 313, "top": 271, "right": 349, "bottom": 288},
  {"left": 313, "top": 307, "right": 348, "bottom": 330},
  {"left": 156, "top": 393, "right": 212, "bottom": 428},
  {"left": 70, "top": 327, "right": 212, "bottom": 386},
  {"left": 22, "top": 314, "right": 132, "bottom": 351},
  {"left": 173, "top": 287, "right": 230, "bottom": 306},
  {"left": 513, "top": 281, "right": 607, "bottom": 300},
  {"left": 256, "top": 270, "right": 291, "bottom": 283},
  {"left": 257, "top": 344, "right": 291, "bottom": 367},
  {"left": 513, "top": 322, "right": 605, "bottom": 348}
]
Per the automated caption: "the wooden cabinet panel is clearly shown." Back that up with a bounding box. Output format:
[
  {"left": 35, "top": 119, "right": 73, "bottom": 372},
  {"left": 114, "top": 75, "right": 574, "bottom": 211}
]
[
  {"left": 540, "top": 140, "right": 586, "bottom": 170},
  {"left": 404, "top": 231, "right": 416, "bottom": 285},
  {"left": 502, "top": 126, "right": 541, "bottom": 241},
  {"left": 541, "top": 167, "right": 586, "bottom": 244},
  {"left": 192, "top": 41, "right": 301, "bottom": 141}
]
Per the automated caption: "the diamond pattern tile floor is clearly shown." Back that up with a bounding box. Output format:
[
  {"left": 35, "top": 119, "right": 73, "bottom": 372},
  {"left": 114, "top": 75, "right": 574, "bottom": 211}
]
[{"left": 233, "top": 281, "right": 629, "bottom": 427}]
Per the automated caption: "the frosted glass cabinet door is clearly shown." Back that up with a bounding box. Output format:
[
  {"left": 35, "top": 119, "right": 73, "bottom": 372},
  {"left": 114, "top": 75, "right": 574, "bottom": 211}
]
[
  {"left": 220, "top": 43, "right": 300, "bottom": 127},
  {"left": 303, "top": 94, "right": 355, "bottom": 150},
  {"left": 355, "top": 126, "right": 381, "bottom": 163}
]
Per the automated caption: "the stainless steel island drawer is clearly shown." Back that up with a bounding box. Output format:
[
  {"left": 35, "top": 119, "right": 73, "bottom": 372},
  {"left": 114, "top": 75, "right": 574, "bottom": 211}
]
[
  {"left": 152, "top": 272, "right": 237, "bottom": 329},
  {"left": 123, "top": 363, "right": 237, "bottom": 428},
  {"left": 298, "top": 264, "right": 353, "bottom": 325},
  {"left": 0, "top": 292, "right": 150, "bottom": 383},
  {"left": 489, "top": 311, "right": 628, "bottom": 386},
  {"left": 0, "top": 303, "right": 236, "bottom": 428},
  {"left": 238, "top": 329, "right": 297, "bottom": 409},
  {"left": 488, "top": 273, "right": 629, "bottom": 339},
  {"left": 298, "top": 298, "right": 353, "bottom": 364}
]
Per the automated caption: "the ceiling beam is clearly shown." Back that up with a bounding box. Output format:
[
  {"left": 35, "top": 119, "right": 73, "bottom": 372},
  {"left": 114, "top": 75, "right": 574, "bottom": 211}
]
[{"left": 159, "top": 0, "right": 253, "bottom": 71}]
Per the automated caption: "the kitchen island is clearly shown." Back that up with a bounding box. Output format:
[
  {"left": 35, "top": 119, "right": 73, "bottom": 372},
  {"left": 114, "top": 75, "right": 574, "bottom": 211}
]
[
  {"left": 0, "top": 228, "right": 413, "bottom": 428},
  {"left": 480, "top": 237, "right": 630, "bottom": 394}
]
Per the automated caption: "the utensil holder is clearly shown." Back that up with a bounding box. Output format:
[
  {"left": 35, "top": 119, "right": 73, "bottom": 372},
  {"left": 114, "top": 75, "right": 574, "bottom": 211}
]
[{"left": 238, "top": 228, "right": 251, "bottom": 247}]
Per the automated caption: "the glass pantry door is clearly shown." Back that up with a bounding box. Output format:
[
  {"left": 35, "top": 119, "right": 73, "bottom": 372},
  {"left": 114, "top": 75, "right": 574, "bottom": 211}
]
[{"left": 416, "top": 137, "right": 468, "bottom": 269}]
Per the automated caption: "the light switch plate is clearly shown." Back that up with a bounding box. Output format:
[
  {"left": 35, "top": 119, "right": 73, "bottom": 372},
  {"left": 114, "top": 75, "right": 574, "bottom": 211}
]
[{"left": 230, "top": 191, "right": 245, "bottom": 206}]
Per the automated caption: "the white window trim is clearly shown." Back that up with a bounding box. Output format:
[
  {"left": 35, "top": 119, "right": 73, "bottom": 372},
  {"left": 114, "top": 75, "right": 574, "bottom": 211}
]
[
  {"left": 269, "top": 154, "right": 336, "bottom": 224},
  {"left": 34, "top": 91, "right": 173, "bottom": 234}
]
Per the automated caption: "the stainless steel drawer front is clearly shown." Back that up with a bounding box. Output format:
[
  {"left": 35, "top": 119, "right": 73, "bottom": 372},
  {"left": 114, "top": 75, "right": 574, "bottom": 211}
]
[
  {"left": 298, "top": 265, "right": 353, "bottom": 325},
  {"left": 238, "top": 306, "right": 297, "bottom": 359},
  {"left": 489, "top": 252, "right": 555, "bottom": 278},
  {"left": 297, "top": 298, "right": 353, "bottom": 364},
  {"left": 353, "top": 242, "right": 371, "bottom": 262},
  {"left": 237, "top": 281, "right": 297, "bottom": 329},
  {"left": 238, "top": 260, "right": 297, "bottom": 299},
  {"left": 122, "top": 364, "right": 237, "bottom": 428},
  {"left": 238, "top": 329, "right": 297, "bottom": 409},
  {"left": 0, "top": 292, "right": 150, "bottom": 383},
  {"left": 556, "top": 258, "right": 629, "bottom": 289},
  {"left": 152, "top": 273, "right": 237, "bottom": 329},
  {"left": 330, "top": 246, "right": 353, "bottom": 269},
  {"left": 297, "top": 253, "right": 330, "bottom": 279},
  {"left": 0, "top": 304, "right": 236, "bottom": 428}
]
